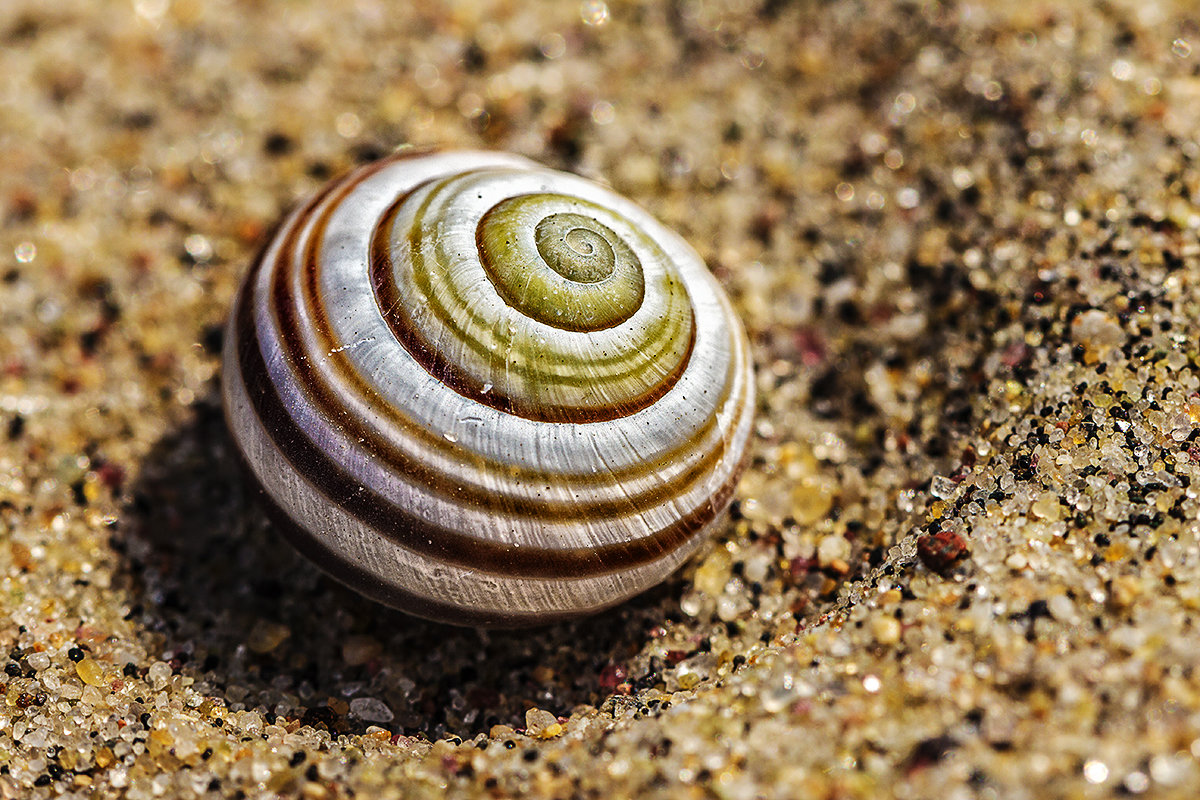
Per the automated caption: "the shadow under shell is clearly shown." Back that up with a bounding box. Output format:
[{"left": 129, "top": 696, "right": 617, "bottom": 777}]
[{"left": 115, "top": 387, "right": 683, "bottom": 739}]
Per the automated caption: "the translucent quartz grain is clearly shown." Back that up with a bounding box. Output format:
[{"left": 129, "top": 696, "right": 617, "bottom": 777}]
[{"left": 75, "top": 659, "right": 106, "bottom": 687}]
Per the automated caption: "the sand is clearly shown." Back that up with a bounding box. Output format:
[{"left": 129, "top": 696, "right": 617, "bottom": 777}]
[{"left": 3, "top": 1, "right": 1200, "bottom": 797}]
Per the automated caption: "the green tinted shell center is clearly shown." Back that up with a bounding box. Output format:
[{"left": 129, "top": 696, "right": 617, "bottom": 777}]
[
  {"left": 478, "top": 195, "right": 645, "bottom": 331},
  {"left": 535, "top": 213, "right": 617, "bottom": 283}
]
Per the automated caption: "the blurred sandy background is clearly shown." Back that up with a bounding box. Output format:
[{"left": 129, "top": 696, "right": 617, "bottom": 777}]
[{"left": 5, "top": 1, "right": 1200, "bottom": 797}]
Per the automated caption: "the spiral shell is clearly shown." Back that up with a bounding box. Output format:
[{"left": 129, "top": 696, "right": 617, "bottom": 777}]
[{"left": 222, "top": 149, "right": 755, "bottom": 626}]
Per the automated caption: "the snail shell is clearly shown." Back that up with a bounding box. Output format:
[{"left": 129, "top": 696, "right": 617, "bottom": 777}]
[{"left": 222, "top": 149, "right": 755, "bottom": 626}]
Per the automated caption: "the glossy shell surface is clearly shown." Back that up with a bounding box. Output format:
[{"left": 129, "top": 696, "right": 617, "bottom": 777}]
[{"left": 222, "top": 149, "right": 755, "bottom": 626}]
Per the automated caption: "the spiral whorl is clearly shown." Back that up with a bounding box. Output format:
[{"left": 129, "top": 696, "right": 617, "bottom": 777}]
[{"left": 223, "top": 149, "right": 755, "bottom": 626}]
